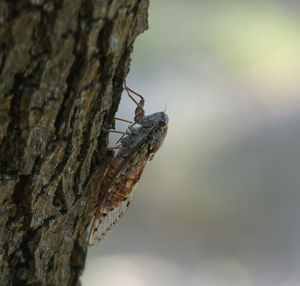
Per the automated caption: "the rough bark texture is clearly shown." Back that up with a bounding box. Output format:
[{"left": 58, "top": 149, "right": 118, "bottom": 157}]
[{"left": 0, "top": 0, "right": 149, "bottom": 285}]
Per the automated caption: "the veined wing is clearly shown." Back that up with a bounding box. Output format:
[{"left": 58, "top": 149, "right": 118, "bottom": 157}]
[
  {"left": 88, "top": 189, "right": 135, "bottom": 245},
  {"left": 88, "top": 135, "right": 150, "bottom": 246}
]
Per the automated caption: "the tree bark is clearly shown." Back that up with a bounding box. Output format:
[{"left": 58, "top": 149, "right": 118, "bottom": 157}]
[{"left": 0, "top": 0, "right": 149, "bottom": 285}]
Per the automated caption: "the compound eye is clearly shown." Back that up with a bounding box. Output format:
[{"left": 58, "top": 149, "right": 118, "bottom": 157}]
[
  {"left": 159, "top": 113, "right": 169, "bottom": 126},
  {"left": 159, "top": 117, "right": 168, "bottom": 126}
]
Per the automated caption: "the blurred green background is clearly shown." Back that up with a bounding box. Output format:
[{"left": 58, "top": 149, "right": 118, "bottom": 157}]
[{"left": 82, "top": 1, "right": 300, "bottom": 285}]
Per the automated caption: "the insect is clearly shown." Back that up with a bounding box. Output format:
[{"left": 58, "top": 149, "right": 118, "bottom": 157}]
[{"left": 88, "top": 82, "right": 168, "bottom": 246}]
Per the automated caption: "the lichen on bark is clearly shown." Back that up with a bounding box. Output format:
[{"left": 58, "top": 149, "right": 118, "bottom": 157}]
[{"left": 0, "top": 0, "right": 149, "bottom": 285}]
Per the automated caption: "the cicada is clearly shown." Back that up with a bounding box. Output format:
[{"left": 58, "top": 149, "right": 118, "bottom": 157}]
[{"left": 88, "top": 84, "right": 168, "bottom": 246}]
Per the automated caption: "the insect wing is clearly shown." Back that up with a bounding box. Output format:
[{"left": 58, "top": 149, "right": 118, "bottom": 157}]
[
  {"left": 88, "top": 140, "right": 149, "bottom": 246},
  {"left": 88, "top": 189, "right": 136, "bottom": 245}
]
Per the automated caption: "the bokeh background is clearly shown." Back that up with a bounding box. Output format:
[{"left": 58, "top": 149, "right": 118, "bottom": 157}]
[{"left": 82, "top": 1, "right": 300, "bottom": 285}]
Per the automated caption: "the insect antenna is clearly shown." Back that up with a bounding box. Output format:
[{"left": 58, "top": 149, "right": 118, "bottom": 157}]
[{"left": 164, "top": 104, "right": 167, "bottom": 113}]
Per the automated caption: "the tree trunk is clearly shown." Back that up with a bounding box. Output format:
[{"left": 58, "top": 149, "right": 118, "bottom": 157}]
[{"left": 0, "top": 0, "right": 149, "bottom": 285}]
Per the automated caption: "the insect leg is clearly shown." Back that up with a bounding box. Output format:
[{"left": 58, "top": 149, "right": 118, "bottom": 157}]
[
  {"left": 115, "top": 122, "right": 137, "bottom": 145},
  {"left": 108, "top": 130, "right": 127, "bottom": 135},
  {"left": 124, "top": 80, "right": 145, "bottom": 109},
  {"left": 115, "top": 81, "right": 146, "bottom": 146},
  {"left": 124, "top": 81, "right": 145, "bottom": 123},
  {"left": 114, "top": 117, "right": 133, "bottom": 124},
  {"left": 107, "top": 144, "right": 123, "bottom": 150},
  {"left": 113, "top": 117, "right": 133, "bottom": 143}
]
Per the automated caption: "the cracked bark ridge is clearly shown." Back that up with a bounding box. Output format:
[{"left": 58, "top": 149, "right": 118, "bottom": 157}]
[{"left": 0, "top": 0, "right": 149, "bottom": 285}]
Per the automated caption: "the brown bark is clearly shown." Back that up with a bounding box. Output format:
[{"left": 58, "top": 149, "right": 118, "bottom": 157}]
[{"left": 0, "top": 0, "right": 149, "bottom": 285}]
